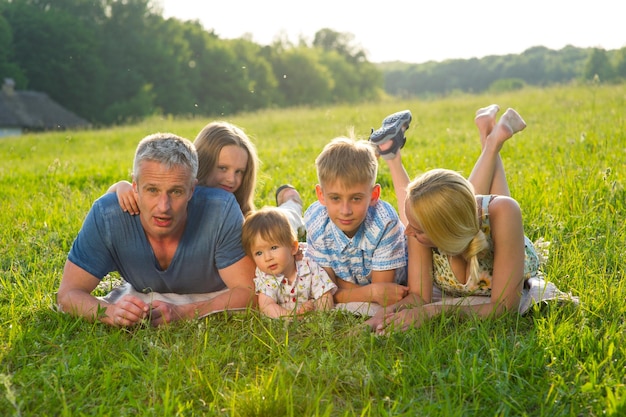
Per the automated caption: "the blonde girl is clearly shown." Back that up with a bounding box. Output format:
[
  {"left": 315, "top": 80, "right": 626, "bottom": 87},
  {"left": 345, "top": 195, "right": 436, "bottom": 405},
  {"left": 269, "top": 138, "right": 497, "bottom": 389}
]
[{"left": 366, "top": 105, "right": 574, "bottom": 333}]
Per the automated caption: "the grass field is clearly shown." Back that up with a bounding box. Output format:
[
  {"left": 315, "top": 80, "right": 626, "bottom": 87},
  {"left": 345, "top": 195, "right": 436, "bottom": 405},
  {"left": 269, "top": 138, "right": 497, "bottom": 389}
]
[{"left": 1, "top": 83, "right": 625, "bottom": 416}]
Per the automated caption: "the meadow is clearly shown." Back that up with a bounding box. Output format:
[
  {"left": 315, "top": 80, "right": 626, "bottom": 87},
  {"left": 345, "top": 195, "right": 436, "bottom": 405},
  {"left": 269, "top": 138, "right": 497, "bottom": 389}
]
[{"left": 1, "top": 83, "right": 625, "bottom": 416}]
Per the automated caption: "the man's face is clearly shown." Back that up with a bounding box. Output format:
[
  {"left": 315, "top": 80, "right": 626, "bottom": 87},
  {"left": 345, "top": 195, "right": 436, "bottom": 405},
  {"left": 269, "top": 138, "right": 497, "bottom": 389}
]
[
  {"left": 133, "top": 160, "right": 196, "bottom": 240},
  {"left": 315, "top": 180, "right": 380, "bottom": 238}
]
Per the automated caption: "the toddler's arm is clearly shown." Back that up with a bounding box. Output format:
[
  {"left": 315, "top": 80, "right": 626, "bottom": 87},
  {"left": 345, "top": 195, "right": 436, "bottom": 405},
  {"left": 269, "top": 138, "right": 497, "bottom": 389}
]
[
  {"left": 314, "top": 291, "right": 334, "bottom": 311},
  {"left": 258, "top": 293, "right": 302, "bottom": 318}
]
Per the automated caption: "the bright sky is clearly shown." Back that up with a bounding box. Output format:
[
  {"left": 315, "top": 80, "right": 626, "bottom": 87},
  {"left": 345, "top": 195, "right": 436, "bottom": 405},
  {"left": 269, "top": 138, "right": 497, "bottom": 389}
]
[{"left": 158, "top": 0, "right": 624, "bottom": 64}]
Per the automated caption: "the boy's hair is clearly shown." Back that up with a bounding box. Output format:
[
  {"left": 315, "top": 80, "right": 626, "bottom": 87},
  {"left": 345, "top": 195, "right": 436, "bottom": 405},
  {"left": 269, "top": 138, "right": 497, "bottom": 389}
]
[
  {"left": 194, "top": 121, "right": 258, "bottom": 215},
  {"left": 241, "top": 207, "right": 297, "bottom": 257},
  {"left": 315, "top": 136, "right": 378, "bottom": 188}
]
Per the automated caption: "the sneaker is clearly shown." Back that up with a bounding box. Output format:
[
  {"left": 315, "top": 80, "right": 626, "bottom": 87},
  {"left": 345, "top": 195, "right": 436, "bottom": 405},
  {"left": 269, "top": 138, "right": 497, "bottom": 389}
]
[
  {"left": 275, "top": 184, "right": 302, "bottom": 206},
  {"left": 369, "top": 110, "right": 412, "bottom": 160},
  {"left": 369, "top": 110, "right": 412, "bottom": 145}
]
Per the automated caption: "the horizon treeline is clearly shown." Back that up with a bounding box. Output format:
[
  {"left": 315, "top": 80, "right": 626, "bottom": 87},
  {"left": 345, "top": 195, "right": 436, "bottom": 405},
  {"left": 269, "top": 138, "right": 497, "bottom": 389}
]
[
  {"left": 1, "top": 0, "right": 624, "bottom": 126},
  {"left": 0, "top": 0, "right": 382, "bottom": 125},
  {"left": 381, "top": 44, "right": 626, "bottom": 97}
]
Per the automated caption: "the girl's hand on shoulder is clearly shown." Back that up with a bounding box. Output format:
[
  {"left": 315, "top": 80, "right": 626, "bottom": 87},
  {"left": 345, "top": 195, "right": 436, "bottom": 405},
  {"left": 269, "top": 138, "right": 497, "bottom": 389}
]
[{"left": 115, "top": 181, "right": 140, "bottom": 215}]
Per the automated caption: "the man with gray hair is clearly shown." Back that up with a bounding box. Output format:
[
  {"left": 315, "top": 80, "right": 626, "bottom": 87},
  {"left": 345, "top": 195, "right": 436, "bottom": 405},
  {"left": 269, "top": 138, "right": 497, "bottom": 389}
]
[{"left": 57, "top": 132, "right": 256, "bottom": 326}]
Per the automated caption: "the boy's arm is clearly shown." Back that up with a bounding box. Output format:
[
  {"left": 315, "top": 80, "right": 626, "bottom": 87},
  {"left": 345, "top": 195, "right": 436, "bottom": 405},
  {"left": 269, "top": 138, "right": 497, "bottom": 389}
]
[
  {"left": 321, "top": 266, "right": 362, "bottom": 303},
  {"left": 370, "top": 270, "right": 409, "bottom": 305},
  {"left": 330, "top": 269, "right": 408, "bottom": 305}
]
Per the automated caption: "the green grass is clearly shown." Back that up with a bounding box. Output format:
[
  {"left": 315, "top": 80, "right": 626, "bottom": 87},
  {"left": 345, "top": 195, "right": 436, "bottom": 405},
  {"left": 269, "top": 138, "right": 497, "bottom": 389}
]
[{"left": 1, "top": 83, "right": 625, "bottom": 416}]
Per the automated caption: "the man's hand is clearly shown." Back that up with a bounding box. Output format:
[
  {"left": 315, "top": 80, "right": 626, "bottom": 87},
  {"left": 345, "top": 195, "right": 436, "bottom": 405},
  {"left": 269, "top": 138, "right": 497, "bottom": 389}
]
[
  {"left": 106, "top": 295, "right": 150, "bottom": 327},
  {"left": 147, "top": 300, "right": 185, "bottom": 326}
]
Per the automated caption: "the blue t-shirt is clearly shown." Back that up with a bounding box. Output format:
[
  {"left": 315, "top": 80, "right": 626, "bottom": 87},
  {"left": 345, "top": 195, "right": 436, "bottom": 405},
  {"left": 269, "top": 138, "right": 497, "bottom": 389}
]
[
  {"left": 68, "top": 186, "right": 246, "bottom": 294},
  {"left": 304, "top": 199, "right": 407, "bottom": 285}
]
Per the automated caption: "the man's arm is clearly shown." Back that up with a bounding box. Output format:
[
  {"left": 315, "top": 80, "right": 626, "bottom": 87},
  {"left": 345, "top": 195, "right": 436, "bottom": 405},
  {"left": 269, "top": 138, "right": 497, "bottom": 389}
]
[
  {"left": 150, "top": 255, "right": 257, "bottom": 324},
  {"left": 57, "top": 260, "right": 150, "bottom": 326},
  {"left": 209, "top": 254, "right": 257, "bottom": 312}
]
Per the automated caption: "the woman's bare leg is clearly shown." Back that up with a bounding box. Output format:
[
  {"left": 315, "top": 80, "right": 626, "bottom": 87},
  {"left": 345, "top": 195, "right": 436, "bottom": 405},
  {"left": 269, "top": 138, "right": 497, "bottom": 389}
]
[{"left": 469, "top": 107, "right": 526, "bottom": 196}]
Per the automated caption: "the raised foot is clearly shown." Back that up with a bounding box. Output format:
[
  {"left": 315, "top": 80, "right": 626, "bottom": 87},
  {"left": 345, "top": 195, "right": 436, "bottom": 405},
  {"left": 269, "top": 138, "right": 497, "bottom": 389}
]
[
  {"left": 500, "top": 108, "right": 526, "bottom": 134},
  {"left": 475, "top": 104, "right": 500, "bottom": 120}
]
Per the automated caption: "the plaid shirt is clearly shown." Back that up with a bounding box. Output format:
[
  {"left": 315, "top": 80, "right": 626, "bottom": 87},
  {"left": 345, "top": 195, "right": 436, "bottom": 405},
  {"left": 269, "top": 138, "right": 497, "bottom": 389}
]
[{"left": 304, "top": 199, "right": 407, "bottom": 285}]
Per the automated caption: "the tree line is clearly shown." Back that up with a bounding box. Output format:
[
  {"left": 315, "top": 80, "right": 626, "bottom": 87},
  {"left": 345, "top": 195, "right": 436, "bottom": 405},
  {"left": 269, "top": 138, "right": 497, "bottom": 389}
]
[
  {"left": 381, "top": 45, "right": 626, "bottom": 97},
  {"left": 1, "top": 0, "right": 623, "bottom": 126},
  {"left": 0, "top": 0, "right": 382, "bottom": 125}
]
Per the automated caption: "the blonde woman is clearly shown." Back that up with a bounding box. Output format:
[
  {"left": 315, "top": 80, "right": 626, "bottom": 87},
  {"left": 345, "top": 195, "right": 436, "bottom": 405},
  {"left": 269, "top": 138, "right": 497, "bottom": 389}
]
[{"left": 366, "top": 105, "right": 576, "bottom": 333}]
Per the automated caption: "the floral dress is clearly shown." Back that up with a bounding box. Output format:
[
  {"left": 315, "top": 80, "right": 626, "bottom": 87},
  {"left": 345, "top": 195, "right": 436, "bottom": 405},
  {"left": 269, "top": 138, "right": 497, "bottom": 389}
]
[{"left": 431, "top": 195, "right": 541, "bottom": 297}]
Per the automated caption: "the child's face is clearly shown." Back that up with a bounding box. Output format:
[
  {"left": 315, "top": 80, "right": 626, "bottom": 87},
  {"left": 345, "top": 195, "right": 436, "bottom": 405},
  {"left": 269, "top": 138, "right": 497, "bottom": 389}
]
[
  {"left": 204, "top": 145, "right": 248, "bottom": 193},
  {"left": 315, "top": 180, "right": 380, "bottom": 238},
  {"left": 250, "top": 236, "right": 298, "bottom": 277}
]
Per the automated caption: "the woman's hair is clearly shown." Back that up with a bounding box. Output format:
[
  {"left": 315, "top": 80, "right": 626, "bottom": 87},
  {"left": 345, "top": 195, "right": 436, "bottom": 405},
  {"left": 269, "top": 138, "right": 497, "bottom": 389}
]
[
  {"left": 194, "top": 121, "right": 258, "bottom": 215},
  {"left": 241, "top": 207, "right": 296, "bottom": 258},
  {"left": 407, "top": 168, "right": 488, "bottom": 286}
]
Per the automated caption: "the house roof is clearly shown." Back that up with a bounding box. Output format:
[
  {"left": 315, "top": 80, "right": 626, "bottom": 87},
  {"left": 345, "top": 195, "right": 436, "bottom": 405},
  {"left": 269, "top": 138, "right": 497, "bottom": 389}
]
[{"left": 0, "top": 79, "right": 90, "bottom": 131}]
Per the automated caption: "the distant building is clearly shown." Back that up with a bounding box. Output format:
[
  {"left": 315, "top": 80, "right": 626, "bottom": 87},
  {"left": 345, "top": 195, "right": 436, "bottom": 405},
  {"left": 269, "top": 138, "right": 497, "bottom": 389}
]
[{"left": 0, "top": 78, "right": 90, "bottom": 137}]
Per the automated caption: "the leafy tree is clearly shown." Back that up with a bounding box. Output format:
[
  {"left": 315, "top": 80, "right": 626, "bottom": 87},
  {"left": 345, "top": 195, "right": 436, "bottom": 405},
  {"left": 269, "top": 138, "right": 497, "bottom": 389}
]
[
  {"left": 140, "top": 16, "right": 193, "bottom": 116},
  {"left": 0, "top": 13, "right": 26, "bottom": 86},
  {"left": 98, "top": 0, "right": 160, "bottom": 123},
  {"left": 311, "top": 29, "right": 382, "bottom": 103},
  {"left": 3, "top": 0, "right": 105, "bottom": 120},
  {"left": 6, "top": 0, "right": 623, "bottom": 124},
  {"left": 103, "top": 83, "right": 156, "bottom": 125},
  {"left": 583, "top": 48, "right": 614, "bottom": 82},
  {"left": 178, "top": 22, "right": 254, "bottom": 115},
  {"left": 318, "top": 50, "right": 359, "bottom": 102},
  {"left": 352, "top": 57, "right": 383, "bottom": 101},
  {"left": 313, "top": 28, "right": 367, "bottom": 64},
  {"left": 272, "top": 47, "right": 333, "bottom": 106},
  {"left": 488, "top": 78, "right": 526, "bottom": 93},
  {"left": 227, "top": 37, "right": 280, "bottom": 111},
  {"left": 614, "top": 47, "right": 626, "bottom": 81}
]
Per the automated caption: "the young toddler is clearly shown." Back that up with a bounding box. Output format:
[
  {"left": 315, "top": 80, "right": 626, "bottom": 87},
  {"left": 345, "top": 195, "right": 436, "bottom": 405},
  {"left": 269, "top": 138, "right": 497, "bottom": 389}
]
[{"left": 242, "top": 207, "right": 337, "bottom": 318}]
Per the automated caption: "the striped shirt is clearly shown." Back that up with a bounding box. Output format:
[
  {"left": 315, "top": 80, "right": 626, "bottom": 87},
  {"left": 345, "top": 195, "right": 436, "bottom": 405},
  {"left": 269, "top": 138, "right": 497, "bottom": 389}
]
[{"left": 304, "top": 199, "right": 407, "bottom": 285}]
